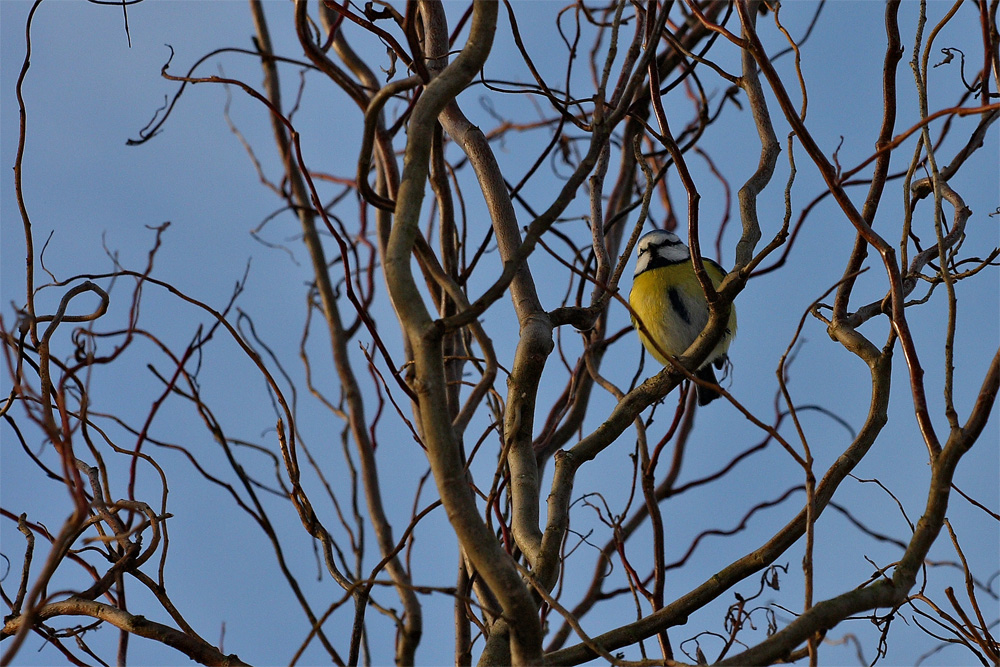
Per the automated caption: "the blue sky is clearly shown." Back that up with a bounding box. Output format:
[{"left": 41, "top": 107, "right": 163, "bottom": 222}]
[{"left": 2, "top": 2, "right": 997, "bottom": 666}]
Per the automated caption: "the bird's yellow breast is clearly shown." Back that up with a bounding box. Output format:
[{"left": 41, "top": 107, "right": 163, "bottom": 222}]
[{"left": 629, "top": 261, "right": 736, "bottom": 367}]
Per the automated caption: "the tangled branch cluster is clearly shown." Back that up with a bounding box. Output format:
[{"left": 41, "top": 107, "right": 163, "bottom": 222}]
[{"left": 3, "top": 1, "right": 997, "bottom": 665}]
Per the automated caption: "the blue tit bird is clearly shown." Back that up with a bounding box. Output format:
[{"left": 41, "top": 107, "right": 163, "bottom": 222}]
[{"left": 629, "top": 229, "right": 736, "bottom": 405}]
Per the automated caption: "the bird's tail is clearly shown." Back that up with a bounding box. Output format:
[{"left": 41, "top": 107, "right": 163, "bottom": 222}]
[{"left": 695, "top": 364, "right": 722, "bottom": 406}]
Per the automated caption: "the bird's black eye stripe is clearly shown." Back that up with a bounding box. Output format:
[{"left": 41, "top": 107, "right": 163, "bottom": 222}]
[{"left": 639, "top": 236, "right": 681, "bottom": 256}]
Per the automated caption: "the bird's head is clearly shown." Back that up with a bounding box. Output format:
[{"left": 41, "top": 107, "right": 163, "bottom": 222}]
[{"left": 634, "top": 229, "right": 688, "bottom": 275}]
